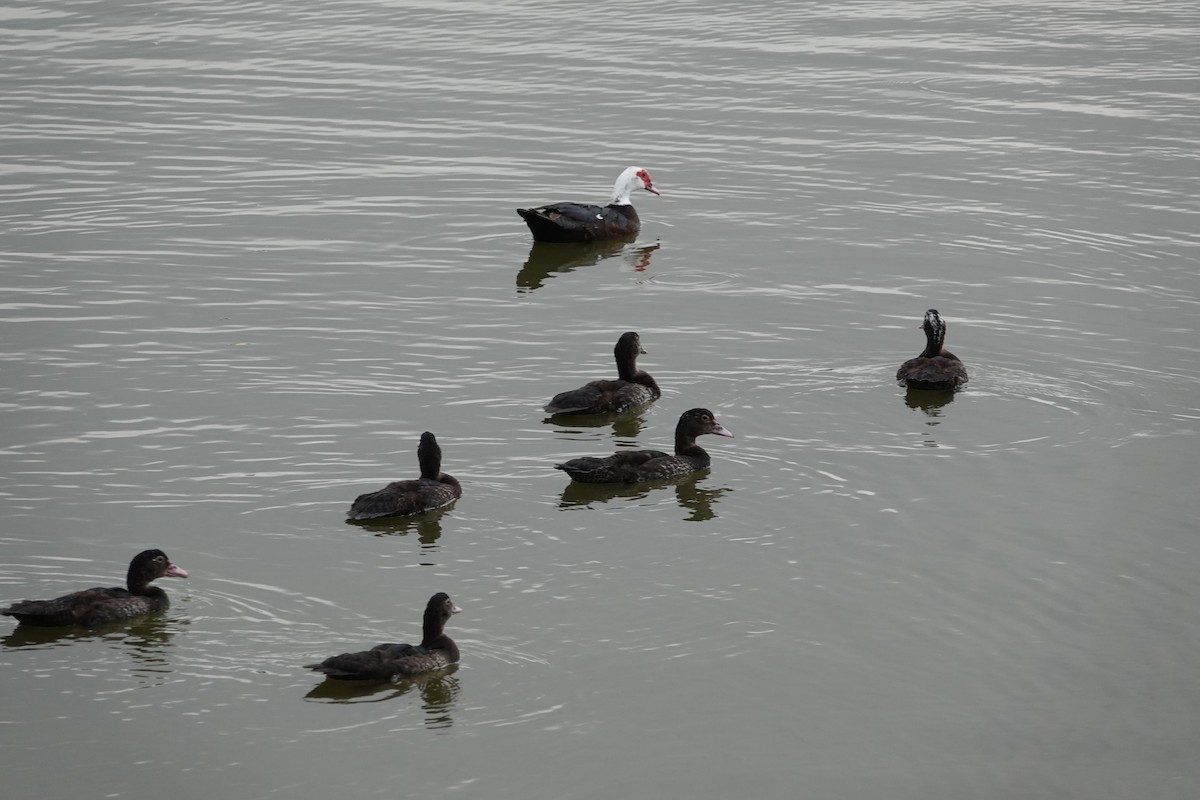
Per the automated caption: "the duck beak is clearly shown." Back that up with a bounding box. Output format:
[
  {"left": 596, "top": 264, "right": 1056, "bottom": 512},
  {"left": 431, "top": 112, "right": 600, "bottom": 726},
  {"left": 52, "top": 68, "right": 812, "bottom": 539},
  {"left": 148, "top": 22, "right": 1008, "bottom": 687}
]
[
  {"left": 711, "top": 422, "right": 734, "bottom": 438},
  {"left": 165, "top": 562, "right": 189, "bottom": 579},
  {"left": 644, "top": 184, "right": 661, "bottom": 196},
  {"left": 450, "top": 603, "right": 463, "bottom": 615}
]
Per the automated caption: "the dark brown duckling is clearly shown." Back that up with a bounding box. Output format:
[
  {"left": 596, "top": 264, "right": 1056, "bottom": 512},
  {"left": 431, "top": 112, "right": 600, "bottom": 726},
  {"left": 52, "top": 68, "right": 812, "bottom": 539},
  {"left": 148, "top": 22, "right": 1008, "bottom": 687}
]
[
  {"left": 544, "top": 332, "right": 661, "bottom": 415},
  {"left": 305, "top": 592, "right": 462, "bottom": 681},
  {"left": 555, "top": 408, "right": 734, "bottom": 484},
  {"left": 347, "top": 432, "right": 462, "bottom": 520},
  {"left": 896, "top": 309, "right": 969, "bottom": 391},
  {"left": 2, "top": 549, "right": 189, "bottom": 628}
]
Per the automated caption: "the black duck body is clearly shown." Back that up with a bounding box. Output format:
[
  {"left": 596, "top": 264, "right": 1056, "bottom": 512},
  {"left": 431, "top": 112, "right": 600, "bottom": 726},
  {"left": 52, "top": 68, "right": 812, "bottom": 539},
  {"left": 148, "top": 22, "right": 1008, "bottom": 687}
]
[
  {"left": 518, "top": 203, "right": 641, "bottom": 243},
  {"left": 306, "top": 593, "right": 462, "bottom": 681},
  {"left": 2, "top": 549, "right": 188, "bottom": 628},
  {"left": 347, "top": 432, "right": 462, "bottom": 520},
  {"left": 517, "top": 166, "right": 660, "bottom": 243},
  {"left": 544, "top": 331, "right": 661, "bottom": 415},
  {"left": 555, "top": 408, "right": 733, "bottom": 484},
  {"left": 897, "top": 309, "right": 968, "bottom": 391}
]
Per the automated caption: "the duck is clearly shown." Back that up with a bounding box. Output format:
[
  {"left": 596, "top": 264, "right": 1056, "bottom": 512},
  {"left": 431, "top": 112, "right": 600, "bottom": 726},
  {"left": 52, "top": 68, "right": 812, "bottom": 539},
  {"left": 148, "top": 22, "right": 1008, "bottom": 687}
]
[
  {"left": 517, "top": 166, "right": 661, "bottom": 243},
  {"left": 555, "top": 408, "right": 734, "bottom": 484},
  {"left": 347, "top": 431, "right": 462, "bottom": 520},
  {"left": 305, "top": 592, "right": 462, "bottom": 681},
  {"left": 896, "top": 309, "right": 969, "bottom": 390},
  {"left": 2, "top": 549, "right": 189, "bottom": 628},
  {"left": 544, "top": 331, "right": 662, "bottom": 415}
]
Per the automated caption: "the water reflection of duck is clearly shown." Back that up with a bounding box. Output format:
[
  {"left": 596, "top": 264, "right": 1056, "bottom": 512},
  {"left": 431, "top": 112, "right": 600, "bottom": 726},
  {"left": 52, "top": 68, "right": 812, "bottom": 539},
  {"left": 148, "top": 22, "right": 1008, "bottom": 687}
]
[
  {"left": 904, "top": 387, "right": 957, "bottom": 415},
  {"left": 516, "top": 166, "right": 660, "bottom": 243},
  {"left": 672, "top": 480, "right": 731, "bottom": 522},
  {"left": 896, "top": 309, "right": 968, "bottom": 391},
  {"left": 304, "top": 665, "right": 462, "bottom": 718},
  {"left": 306, "top": 593, "right": 462, "bottom": 682},
  {"left": 346, "top": 506, "right": 449, "bottom": 551},
  {"left": 555, "top": 409, "right": 734, "bottom": 484},
  {"left": 2, "top": 612, "right": 178, "bottom": 652},
  {"left": 544, "top": 332, "right": 661, "bottom": 416},
  {"left": 2, "top": 550, "right": 188, "bottom": 628},
  {"left": 558, "top": 472, "right": 730, "bottom": 520},
  {"left": 516, "top": 238, "right": 660, "bottom": 292},
  {"left": 346, "top": 432, "right": 461, "bottom": 521},
  {"left": 545, "top": 408, "right": 650, "bottom": 440},
  {"left": 417, "top": 672, "right": 462, "bottom": 729}
]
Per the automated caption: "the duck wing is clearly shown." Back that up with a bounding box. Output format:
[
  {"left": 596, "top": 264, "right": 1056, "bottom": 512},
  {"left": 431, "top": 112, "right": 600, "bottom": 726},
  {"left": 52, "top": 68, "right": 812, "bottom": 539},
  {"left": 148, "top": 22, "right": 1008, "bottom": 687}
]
[
  {"left": 554, "top": 449, "right": 672, "bottom": 483},
  {"left": 347, "top": 478, "right": 460, "bottom": 520},
  {"left": 517, "top": 203, "right": 640, "bottom": 243},
  {"left": 3, "top": 586, "right": 161, "bottom": 628}
]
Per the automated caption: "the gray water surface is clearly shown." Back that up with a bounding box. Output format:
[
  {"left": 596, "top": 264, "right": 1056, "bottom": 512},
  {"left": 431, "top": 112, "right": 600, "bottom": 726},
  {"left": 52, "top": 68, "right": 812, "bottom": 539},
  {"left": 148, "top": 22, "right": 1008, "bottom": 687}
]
[{"left": 2, "top": 1, "right": 1199, "bottom": 798}]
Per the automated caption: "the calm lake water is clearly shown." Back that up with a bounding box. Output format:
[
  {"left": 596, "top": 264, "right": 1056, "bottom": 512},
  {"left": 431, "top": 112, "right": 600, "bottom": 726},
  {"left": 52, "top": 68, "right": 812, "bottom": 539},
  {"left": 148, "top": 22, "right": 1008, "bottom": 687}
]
[{"left": 2, "top": 1, "right": 1199, "bottom": 798}]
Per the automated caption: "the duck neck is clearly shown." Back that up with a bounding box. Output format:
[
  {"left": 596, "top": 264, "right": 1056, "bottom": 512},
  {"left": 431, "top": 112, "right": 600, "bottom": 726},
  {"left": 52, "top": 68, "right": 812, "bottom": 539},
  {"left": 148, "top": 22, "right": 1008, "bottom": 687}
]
[
  {"left": 126, "top": 566, "right": 154, "bottom": 595},
  {"left": 921, "top": 321, "right": 946, "bottom": 358},
  {"left": 674, "top": 427, "right": 705, "bottom": 457},
  {"left": 420, "top": 610, "right": 447, "bottom": 648},
  {"left": 417, "top": 437, "right": 443, "bottom": 480},
  {"left": 614, "top": 348, "right": 641, "bottom": 381},
  {"left": 609, "top": 167, "right": 640, "bottom": 205}
]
